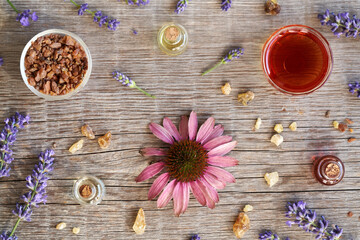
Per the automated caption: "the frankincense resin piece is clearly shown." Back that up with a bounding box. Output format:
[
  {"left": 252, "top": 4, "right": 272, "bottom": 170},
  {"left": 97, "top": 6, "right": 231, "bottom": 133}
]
[
  {"left": 81, "top": 124, "right": 95, "bottom": 139},
  {"left": 98, "top": 132, "right": 112, "bottom": 149},
  {"left": 133, "top": 208, "right": 146, "bottom": 235},
  {"left": 233, "top": 212, "right": 250, "bottom": 239},
  {"left": 69, "top": 139, "right": 84, "bottom": 154}
]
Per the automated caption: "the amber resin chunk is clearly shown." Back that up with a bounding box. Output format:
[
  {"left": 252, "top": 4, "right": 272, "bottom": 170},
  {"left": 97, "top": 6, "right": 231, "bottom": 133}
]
[
  {"left": 233, "top": 212, "right": 250, "bottom": 239},
  {"left": 69, "top": 139, "right": 84, "bottom": 154},
  {"left": 133, "top": 208, "right": 146, "bottom": 235},
  {"left": 98, "top": 132, "right": 112, "bottom": 149},
  {"left": 81, "top": 124, "right": 95, "bottom": 139}
]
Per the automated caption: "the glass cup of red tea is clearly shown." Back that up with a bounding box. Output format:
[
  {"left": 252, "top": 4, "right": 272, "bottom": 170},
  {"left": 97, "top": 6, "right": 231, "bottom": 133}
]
[{"left": 262, "top": 25, "right": 333, "bottom": 95}]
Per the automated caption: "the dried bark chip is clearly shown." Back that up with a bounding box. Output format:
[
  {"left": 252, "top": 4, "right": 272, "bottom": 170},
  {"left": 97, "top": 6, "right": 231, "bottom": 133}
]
[
  {"left": 345, "top": 118, "right": 354, "bottom": 124},
  {"left": 325, "top": 110, "right": 330, "bottom": 118},
  {"left": 338, "top": 123, "right": 348, "bottom": 132}
]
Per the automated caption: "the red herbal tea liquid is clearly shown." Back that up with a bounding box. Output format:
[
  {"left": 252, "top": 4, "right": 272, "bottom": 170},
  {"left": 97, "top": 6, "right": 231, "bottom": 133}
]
[{"left": 262, "top": 25, "right": 333, "bottom": 94}]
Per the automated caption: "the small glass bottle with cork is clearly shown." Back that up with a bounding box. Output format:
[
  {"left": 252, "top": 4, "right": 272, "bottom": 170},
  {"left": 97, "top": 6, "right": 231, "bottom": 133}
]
[
  {"left": 73, "top": 175, "right": 105, "bottom": 205},
  {"left": 313, "top": 155, "right": 345, "bottom": 186},
  {"left": 157, "top": 23, "right": 188, "bottom": 56}
]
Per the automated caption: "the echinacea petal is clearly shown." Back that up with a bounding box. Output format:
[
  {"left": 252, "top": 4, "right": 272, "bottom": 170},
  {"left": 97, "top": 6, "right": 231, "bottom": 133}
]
[
  {"left": 135, "top": 162, "right": 165, "bottom": 182},
  {"left": 196, "top": 117, "right": 215, "bottom": 143},
  {"left": 201, "top": 124, "right": 224, "bottom": 144},
  {"left": 206, "top": 166, "right": 236, "bottom": 184},
  {"left": 140, "top": 148, "right": 167, "bottom": 157},
  {"left": 203, "top": 172, "right": 226, "bottom": 189},
  {"left": 172, "top": 181, "right": 184, "bottom": 216},
  {"left": 207, "top": 156, "right": 239, "bottom": 167},
  {"left": 149, "top": 123, "right": 174, "bottom": 144},
  {"left": 157, "top": 179, "right": 177, "bottom": 208},
  {"left": 190, "top": 181, "right": 207, "bottom": 206},
  {"left": 148, "top": 173, "right": 170, "bottom": 200},
  {"left": 188, "top": 111, "right": 198, "bottom": 141},
  {"left": 200, "top": 177, "right": 219, "bottom": 203},
  {"left": 181, "top": 182, "right": 190, "bottom": 214},
  {"left": 197, "top": 178, "right": 216, "bottom": 208},
  {"left": 179, "top": 116, "right": 189, "bottom": 140},
  {"left": 203, "top": 136, "right": 233, "bottom": 151},
  {"left": 208, "top": 141, "right": 237, "bottom": 157},
  {"left": 163, "top": 117, "right": 181, "bottom": 142}
]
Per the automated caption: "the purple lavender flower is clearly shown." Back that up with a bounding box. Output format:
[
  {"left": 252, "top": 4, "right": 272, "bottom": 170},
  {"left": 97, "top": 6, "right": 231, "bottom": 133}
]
[
  {"left": 125, "top": 0, "right": 150, "bottom": 6},
  {"left": 349, "top": 81, "right": 360, "bottom": 97},
  {"left": 190, "top": 234, "right": 200, "bottom": 240},
  {"left": 319, "top": 9, "right": 360, "bottom": 38},
  {"left": 78, "top": 3, "right": 88, "bottom": 15},
  {"left": 16, "top": 9, "right": 38, "bottom": 27},
  {"left": 0, "top": 232, "right": 17, "bottom": 240},
  {"left": 113, "top": 71, "right": 156, "bottom": 99},
  {"left": 221, "top": 0, "right": 232, "bottom": 11},
  {"left": 202, "top": 48, "right": 244, "bottom": 75},
  {"left": 259, "top": 231, "right": 280, "bottom": 240},
  {"left": 0, "top": 57, "right": 3, "bottom": 66},
  {"left": 70, "top": 0, "right": 120, "bottom": 31},
  {"left": 2, "top": 150, "right": 55, "bottom": 239},
  {"left": 175, "top": 0, "right": 190, "bottom": 14},
  {"left": 285, "top": 201, "right": 343, "bottom": 240},
  {"left": 107, "top": 19, "right": 121, "bottom": 31},
  {"left": 0, "top": 113, "right": 30, "bottom": 178}
]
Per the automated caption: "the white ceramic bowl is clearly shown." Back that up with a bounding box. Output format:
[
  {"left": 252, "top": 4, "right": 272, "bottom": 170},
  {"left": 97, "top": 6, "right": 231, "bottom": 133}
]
[{"left": 20, "top": 29, "right": 92, "bottom": 101}]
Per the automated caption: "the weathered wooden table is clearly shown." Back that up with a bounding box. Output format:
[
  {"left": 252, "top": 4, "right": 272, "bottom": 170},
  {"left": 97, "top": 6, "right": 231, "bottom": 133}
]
[{"left": 0, "top": 0, "right": 360, "bottom": 239}]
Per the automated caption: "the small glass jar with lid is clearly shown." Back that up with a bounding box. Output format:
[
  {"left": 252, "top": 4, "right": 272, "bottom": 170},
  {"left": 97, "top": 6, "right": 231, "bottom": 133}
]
[
  {"left": 157, "top": 23, "right": 188, "bottom": 56},
  {"left": 313, "top": 155, "right": 345, "bottom": 186},
  {"left": 73, "top": 175, "right": 105, "bottom": 205}
]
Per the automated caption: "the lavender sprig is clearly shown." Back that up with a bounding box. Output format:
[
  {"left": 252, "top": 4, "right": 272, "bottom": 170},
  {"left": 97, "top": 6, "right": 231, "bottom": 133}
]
[
  {"left": 0, "top": 113, "right": 30, "bottom": 178},
  {"left": 3, "top": 149, "right": 55, "bottom": 239},
  {"left": 70, "top": 0, "right": 120, "bottom": 31},
  {"left": 202, "top": 48, "right": 244, "bottom": 75},
  {"left": 221, "top": 0, "right": 232, "bottom": 11},
  {"left": 319, "top": 9, "right": 360, "bottom": 38},
  {"left": 190, "top": 234, "right": 200, "bottom": 240},
  {"left": 175, "top": 0, "right": 190, "bottom": 14},
  {"left": 0, "top": 57, "right": 3, "bottom": 67},
  {"left": 113, "top": 71, "right": 156, "bottom": 99},
  {"left": 259, "top": 231, "right": 290, "bottom": 240},
  {"left": 6, "top": 0, "right": 38, "bottom": 27},
  {"left": 124, "top": 0, "right": 150, "bottom": 6},
  {"left": 285, "top": 201, "right": 343, "bottom": 240},
  {"left": 349, "top": 81, "right": 360, "bottom": 98}
]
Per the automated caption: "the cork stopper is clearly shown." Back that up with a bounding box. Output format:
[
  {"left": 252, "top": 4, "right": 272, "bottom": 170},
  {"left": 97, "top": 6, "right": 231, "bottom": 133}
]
[
  {"left": 164, "top": 26, "right": 180, "bottom": 42},
  {"left": 324, "top": 163, "right": 340, "bottom": 178}
]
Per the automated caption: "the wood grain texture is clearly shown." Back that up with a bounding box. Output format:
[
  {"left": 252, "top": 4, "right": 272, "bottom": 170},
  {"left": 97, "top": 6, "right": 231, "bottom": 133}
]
[{"left": 1, "top": 0, "right": 360, "bottom": 239}]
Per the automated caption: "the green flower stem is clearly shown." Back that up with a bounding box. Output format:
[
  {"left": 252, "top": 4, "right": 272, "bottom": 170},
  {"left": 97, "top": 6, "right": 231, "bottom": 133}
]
[
  {"left": 69, "top": 0, "right": 80, "bottom": 7},
  {"left": 131, "top": 84, "right": 156, "bottom": 99},
  {"left": 69, "top": 0, "right": 110, "bottom": 27},
  {"left": 9, "top": 162, "right": 44, "bottom": 237},
  {"left": 6, "top": 0, "right": 20, "bottom": 14},
  {"left": 201, "top": 60, "right": 225, "bottom": 76}
]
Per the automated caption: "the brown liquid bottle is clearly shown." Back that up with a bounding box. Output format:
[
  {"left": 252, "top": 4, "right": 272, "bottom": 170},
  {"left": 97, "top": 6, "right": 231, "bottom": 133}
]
[{"left": 313, "top": 155, "right": 345, "bottom": 185}]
